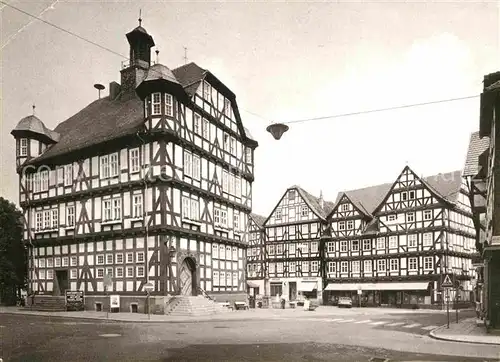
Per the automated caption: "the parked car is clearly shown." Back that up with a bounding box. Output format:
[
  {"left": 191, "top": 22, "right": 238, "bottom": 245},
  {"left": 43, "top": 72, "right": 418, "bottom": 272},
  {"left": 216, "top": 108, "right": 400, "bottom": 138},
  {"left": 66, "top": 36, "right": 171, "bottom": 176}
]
[{"left": 338, "top": 297, "right": 352, "bottom": 308}]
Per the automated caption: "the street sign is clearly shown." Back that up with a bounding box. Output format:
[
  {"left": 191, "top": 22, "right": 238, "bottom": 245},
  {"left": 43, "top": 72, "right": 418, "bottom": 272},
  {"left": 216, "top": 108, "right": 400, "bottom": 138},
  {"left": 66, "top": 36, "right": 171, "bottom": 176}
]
[
  {"left": 144, "top": 282, "right": 154, "bottom": 293},
  {"left": 442, "top": 274, "right": 453, "bottom": 288},
  {"left": 103, "top": 274, "right": 113, "bottom": 288}
]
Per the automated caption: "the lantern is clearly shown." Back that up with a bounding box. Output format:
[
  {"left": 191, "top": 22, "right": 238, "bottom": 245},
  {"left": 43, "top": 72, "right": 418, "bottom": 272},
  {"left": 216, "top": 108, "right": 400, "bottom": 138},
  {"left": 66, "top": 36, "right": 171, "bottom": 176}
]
[{"left": 266, "top": 123, "right": 289, "bottom": 140}]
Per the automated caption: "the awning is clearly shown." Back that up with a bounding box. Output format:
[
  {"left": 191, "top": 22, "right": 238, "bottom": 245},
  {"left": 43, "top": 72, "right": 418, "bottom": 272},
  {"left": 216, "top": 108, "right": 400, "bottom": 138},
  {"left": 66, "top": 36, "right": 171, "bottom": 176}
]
[
  {"left": 324, "top": 282, "right": 430, "bottom": 291},
  {"left": 298, "top": 281, "right": 318, "bottom": 292},
  {"left": 247, "top": 281, "right": 259, "bottom": 288}
]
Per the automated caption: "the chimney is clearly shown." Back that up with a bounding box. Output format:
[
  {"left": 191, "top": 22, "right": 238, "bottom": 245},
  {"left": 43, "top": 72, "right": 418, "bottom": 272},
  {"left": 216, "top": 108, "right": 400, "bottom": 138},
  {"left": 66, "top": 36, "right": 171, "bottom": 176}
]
[
  {"left": 109, "top": 81, "right": 122, "bottom": 100},
  {"left": 319, "top": 190, "right": 324, "bottom": 209}
]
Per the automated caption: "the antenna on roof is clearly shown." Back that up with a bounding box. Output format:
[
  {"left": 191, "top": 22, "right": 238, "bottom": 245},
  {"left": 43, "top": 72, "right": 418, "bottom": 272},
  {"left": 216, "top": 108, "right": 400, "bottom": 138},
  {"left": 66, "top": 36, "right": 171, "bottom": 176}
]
[
  {"left": 94, "top": 83, "right": 105, "bottom": 99},
  {"left": 183, "top": 46, "right": 188, "bottom": 64},
  {"left": 138, "top": 9, "right": 142, "bottom": 26},
  {"left": 32, "top": 104, "right": 36, "bottom": 116}
]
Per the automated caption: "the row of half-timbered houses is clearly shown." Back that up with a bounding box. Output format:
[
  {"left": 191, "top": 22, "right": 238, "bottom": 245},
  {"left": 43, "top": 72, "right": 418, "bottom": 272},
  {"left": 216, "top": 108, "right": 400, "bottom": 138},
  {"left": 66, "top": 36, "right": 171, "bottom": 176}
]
[
  {"left": 250, "top": 166, "right": 477, "bottom": 308},
  {"left": 11, "top": 22, "right": 258, "bottom": 312}
]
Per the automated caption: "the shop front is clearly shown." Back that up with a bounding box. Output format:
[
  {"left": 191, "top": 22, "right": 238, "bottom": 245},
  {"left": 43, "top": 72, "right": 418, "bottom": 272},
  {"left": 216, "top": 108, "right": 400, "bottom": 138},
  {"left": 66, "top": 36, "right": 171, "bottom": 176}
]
[{"left": 268, "top": 277, "right": 323, "bottom": 306}]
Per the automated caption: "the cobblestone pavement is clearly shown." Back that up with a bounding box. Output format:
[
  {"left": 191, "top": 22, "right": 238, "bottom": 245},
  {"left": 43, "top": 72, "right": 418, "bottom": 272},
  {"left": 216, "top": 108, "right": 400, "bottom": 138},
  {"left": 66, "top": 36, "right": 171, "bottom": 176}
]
[{"left": 1, "top": 312, "right": 499, "bottom": 361}]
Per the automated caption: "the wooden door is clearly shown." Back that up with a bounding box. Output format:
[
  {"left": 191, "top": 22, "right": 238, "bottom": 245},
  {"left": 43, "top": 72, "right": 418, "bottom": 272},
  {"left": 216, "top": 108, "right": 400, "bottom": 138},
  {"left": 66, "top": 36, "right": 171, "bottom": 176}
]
[{"left": 179, "top": 260, "right": 193, "bottom": 296}]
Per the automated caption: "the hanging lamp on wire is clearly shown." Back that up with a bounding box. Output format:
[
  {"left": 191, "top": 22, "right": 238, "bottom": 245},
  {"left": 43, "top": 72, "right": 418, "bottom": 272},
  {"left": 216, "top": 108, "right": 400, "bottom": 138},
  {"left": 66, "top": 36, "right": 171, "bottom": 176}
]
[{"left": 266, "top": 122, "right": 289, "bottom": 140}]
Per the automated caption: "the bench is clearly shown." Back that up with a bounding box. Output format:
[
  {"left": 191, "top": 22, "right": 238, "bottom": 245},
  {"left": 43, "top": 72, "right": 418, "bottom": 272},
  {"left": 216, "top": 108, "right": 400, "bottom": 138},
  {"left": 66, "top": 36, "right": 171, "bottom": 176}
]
[
  {"left": 289, "top": 301, "right": 298, "bottom": 308},
  {"left": 234, "top": 302, "right": 249, "bottom": 310},
  {"left": 220, "top": 302, "right": 233, "bottom": 310}
]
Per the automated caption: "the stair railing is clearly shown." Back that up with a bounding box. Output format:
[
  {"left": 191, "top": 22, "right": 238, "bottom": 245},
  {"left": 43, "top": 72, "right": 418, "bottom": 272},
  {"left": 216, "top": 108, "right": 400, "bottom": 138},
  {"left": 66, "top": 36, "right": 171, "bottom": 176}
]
[{"left": 198, "top": 287, "right": 214, "bottom": 301}]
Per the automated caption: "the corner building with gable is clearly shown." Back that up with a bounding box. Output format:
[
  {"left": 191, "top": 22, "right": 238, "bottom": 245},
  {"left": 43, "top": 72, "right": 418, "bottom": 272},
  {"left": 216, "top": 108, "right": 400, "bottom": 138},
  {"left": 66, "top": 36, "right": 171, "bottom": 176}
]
[{"left": 11, "top": 23, "right": 258, "bottom": 312}]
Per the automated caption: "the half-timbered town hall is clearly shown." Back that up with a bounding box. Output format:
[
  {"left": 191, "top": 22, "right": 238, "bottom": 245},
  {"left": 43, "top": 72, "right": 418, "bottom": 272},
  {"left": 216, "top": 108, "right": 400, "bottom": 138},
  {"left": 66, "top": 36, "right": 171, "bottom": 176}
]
[
  {"left": 323, "top": 166, "right": 477, "bottom": 307},
  {"left": 11, "top": 22, "right": 258, "bottom": 313}
]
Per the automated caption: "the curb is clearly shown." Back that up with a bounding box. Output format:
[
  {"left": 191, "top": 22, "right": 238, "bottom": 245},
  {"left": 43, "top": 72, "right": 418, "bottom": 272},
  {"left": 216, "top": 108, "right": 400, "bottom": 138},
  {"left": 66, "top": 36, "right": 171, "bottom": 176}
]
[
  {"left": 428, "top": 325, "right": 500, "bottom": 346},
  {"left": 0, "top": 311, "right": 282, "bottom": 324}
]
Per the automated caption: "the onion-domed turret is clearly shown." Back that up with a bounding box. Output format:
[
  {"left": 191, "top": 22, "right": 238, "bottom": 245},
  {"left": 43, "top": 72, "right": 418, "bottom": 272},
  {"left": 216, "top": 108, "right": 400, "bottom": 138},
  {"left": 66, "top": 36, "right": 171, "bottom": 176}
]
[{"left": 135, "top": 62, "right": 186, "bottom": 101}]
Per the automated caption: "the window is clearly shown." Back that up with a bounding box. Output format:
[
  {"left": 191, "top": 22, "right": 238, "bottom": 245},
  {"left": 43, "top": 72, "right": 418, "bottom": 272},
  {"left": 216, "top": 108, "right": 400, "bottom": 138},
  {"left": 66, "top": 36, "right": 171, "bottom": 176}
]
[
  {"left": 228, "top": 174, "right": 234, "bottom": 194},
  {"left": 222, "top": 171, "right": 228, "bottom": 191},
  {"left": 289, "top": 243, "right": 296, "bottom": 255},
  {"left": 275, "top": 209, "right": 282, "bottom": 220},
  {"left": 66, "top": 205, "right": 75, "bottom": 227},
  {"left": 364, "top": 260, "right": 372, "bottom": 272},
  {"left": 235, "top": 177, "right": 241, "bottom": 197},
  {"left": 388, "top": 214, "right": 397, "bottom": 222},
  {"left": 220, "top": 245, "right": 226, "bottom": 259},
  {"left": 133, "top": 194, "right": 143, "bottom": 219},
  {"left": 35, "top": 212, "right": 43, "bottom": 232},
  {"left": 214, "top": 208, "right": 220, "bottom": 225},
  {"left": 276, "top": 244, "right": 283, "bottom": 254},
  {"left": 389, "top": 236, "right": 398, "bottom": 248},
  {"left": 223, "top": 134, "right": 229, "bottom": 151},
  {"left": 102, "top": 197, "right": 121, "bottom": 222},
  {"left": 408, "top": 234, "right": 417, "bottom": 247},
  {"left": 311, "top": 242, "right": 318, "bottom": 253},
  {"left": 338, "top": 221, "right": 345, "bottom": 230},
  {"left": 352, "top": 240, "right": 359, "bottom": 251},
  {"left": 203, "top": 81, "right": 211, "bottom": 100},
  {"left": 47, "top": 270, "right": 53, "bottom": 280},
  {"left": 70, "top": 269, "right": 77, "bottom": 279},
  {"left": 126, "top": 253, "right": 133, "bottom": 263},
  {"left": 408, "top": 257, "right": 417, "bottom": 270},
  {"left": 288, "top": 190, "right": 296, "bottom": 201},
  {"left": 110, "top": 153, "right": 119, "bottom": 177},
  {"left": 212, "top": 244, "right": 219, "bottom": 258},
  {"left": 100, "top": 155, "right": 109, "bottom": 179},
  {"left": 311, "top": 261, "right": 319, "bottom": 272},
  {"left": 165, "top": 94, "right": 173, "bottom": 117},
  {"left": 268, "top": 263, "right": 275, "bottom": 274},
  {"left": 340, "top": 241, "right": 347, "bottom": 252},
  {"left": 301, "top": 261, "right": 309, "bottom": 273},
  {"left": 423, "top": 232, "right": 433, "bottom": 246},
  {"left": 43, "top": 211, "right": 50, "bottom": 229},
  {"left": 341, "top": 261, "right": 348, "bottom": 273},
  {"left": 152, "top": 92, "right": 161, "bottom": 115},
  {"left": 226, "top": 271, "right": 232, "bottom": 286},
  {"left": 234, "top": 214, "right": 239, "bottom": 231},
  {"left": 224, "top": 98, "right": 231, "bottom": 117},
  {"left": 220, "top": 210, "right": 227, "bottom": 227},
  {"left": 192, "top": 155, "right": 200, "bottom": 180},
  {"left": 301, "top": 206, "right": 308, "bottom": 217},
  {"left": 137, "top": 252, "right": 144, "bottom": 263},
  {"left": 406, "top": 212, "right": 415, "bottom": 222},
  {"left": 106, "top": 254, "right": 113, "bottom": 264},
  {"left": 20, "top": 138, "right": 27, "bottom": 156},
  {"left": 424, "top": 256, "right": 433, "bottom": 270},
  {"left": 184, "top": 152, "right": 192, "bottom": 177},
  {"left": 328, "top": 262, "right": 336, "bottom": 273},
  {"left": 289, "top": 263, "right": 296, "bottom": 273},
  {"left": 116, "top": 267, "right": 124, "bottom": 278},
  {"left": 268, "top": 245, "right": 275, "bottom": 255},
  {"left": 127, "top": 267, "right": 134, "bottom": 277},
  {"left": 230, "top": 137, "right": 235, "bottom": 154},
  {"left": 352, "top": 261, "right": 360, "bottom": 273},
  {"left": 409, "top": 190, "right": 415, "bottom": 199},
  {"left": 245, "top": 148, "right": 252, "bottom": 163},
  {"left": 70, "top": 256, "right": 77, "bottom": 266},
  {"left": 116, "top": 254, "right": 123, "bottom": 264},
  {"left": 202, "top": 119, "right": 209, "bottom": 139},
  {"left": 270, "top": 283, "right": 282, "bottom": 296},
  {"left": 97, "top": 255, "right": 104, "bottom": 265},
  {"left": 113, "top": 198, "right": 121, "bottom": 220},
  {"left": 401, "top": 192, "right": 407, "bottom": 201},
  {"left": 341, "top": 204, "right": 349, "bottom": 212},
  {"left": 363, "top": 239, "right": 371, "bottom": 250},
  {"left": 277, "top": 262, "right": 283, "bottom": 273},
  {"left": 97, "top": 268, "right": 104, "bottom": 278},
  {"left": 55, "top": 257, "right": 61, "bottom": 267},
  {"left": 423, "top": 210, "right": 432, "bottom": 220},
  {"left": 347, "top": 220, "right": 354, "bottom": 230},
  {"left": 51, "top": 209, "right": 58, "bottom": 229},
  {"left": 327, "top": 242, "right": 335, "bottom": 253},
  {"left": 40, "top": 170, "right": 49, "bottom": 191},
  {"left": 130, "top": 148, "right": 140, "bottom": 173},
  {"left": 64, "top": 165, "right": 73, "bottom": 186},
  {"left": 137, "top": 266, "right": 145, "bottom": 277},
  {"left": 106, "top": 268, "right": 113, "bottom": 277},
  {"left": 377, "top": 237, "right": 385, "bottom": 250},
  {"left": 390, "top": 259, "right": 399, "bottom": 271},
  {"left": 377, "top": 259, "right": 386, "bottom": 271}
]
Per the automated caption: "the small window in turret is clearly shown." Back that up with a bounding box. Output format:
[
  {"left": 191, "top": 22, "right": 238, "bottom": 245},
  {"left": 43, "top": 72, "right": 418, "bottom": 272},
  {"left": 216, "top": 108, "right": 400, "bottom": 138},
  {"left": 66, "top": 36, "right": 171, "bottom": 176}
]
[
  {"left": 152, "top": 93, "right": 161, "bottom": 115},
  {"left": 165, "top": 94, "right": 173, "bottom": 117},
  {"left": 20, "top": 138, "right": 28, "bottom": 156}
]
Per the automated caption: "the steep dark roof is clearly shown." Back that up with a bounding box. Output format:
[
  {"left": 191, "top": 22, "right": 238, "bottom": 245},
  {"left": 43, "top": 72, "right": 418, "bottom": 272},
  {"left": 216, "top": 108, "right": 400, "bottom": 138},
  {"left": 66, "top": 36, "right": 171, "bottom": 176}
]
[
  {"left": 11, "top": 115, "right": 60, "bottom": 142},
  {"left": 250, "top": 213, "right": 267, "bottom": 228},
  {"left": 333, "top": 169, "right": 464, "bottom": 217},
  {"left": 25, "top": 62, "right": 254, "bottom": 164},
  {"left": 463, "top": 132, "right": 490, "bottom": 177},
  {"left": 293, "top": 186, "right": 335, "bottom": 219}
]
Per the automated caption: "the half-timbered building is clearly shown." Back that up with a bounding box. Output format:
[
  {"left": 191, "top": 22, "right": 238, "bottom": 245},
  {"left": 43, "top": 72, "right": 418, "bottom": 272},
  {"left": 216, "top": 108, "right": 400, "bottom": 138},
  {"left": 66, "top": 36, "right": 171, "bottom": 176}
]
[
  {"left": 10, "top": 22, "right": 258, "bottom": 313},
  {"left": 323, "top": 166, "right": 477, "bottom": 308},
  {"left": 246, "top": 213, "right": 267, "bottom": 296},
  {"left": 474, "top": 71, "right": 500, "bottom": 330},
  {"left": 264, "top": 186, "right": 334, "bottom": 304}
]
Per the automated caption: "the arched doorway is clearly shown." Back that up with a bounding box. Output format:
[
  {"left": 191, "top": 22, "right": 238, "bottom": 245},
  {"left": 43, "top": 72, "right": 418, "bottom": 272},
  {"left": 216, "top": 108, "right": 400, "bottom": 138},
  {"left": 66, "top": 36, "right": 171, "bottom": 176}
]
[{"left": 179, "top": 257, "right": 197, "bottom": 296}]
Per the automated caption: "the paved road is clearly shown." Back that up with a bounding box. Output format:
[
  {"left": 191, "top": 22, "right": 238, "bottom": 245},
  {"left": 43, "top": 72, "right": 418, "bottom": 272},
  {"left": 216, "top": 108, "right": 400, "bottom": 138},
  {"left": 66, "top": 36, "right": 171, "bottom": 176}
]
[{"left": 1, "top": 312, "right": 498, "bottom": 362}]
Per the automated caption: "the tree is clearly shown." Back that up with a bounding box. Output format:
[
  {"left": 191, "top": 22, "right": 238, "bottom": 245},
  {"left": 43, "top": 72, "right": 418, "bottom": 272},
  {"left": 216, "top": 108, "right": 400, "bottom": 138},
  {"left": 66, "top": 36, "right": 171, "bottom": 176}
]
[{"left": 0, "top": 197, "right": 27, "bottom": 305}]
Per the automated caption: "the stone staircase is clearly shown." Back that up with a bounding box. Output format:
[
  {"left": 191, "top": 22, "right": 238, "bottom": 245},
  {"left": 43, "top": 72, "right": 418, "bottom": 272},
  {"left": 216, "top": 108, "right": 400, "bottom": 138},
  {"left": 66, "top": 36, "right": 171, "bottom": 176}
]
[
  {"left": 24, "top": 295, "right": 66, "bottom": 312},
  {"left": 165, "top": 295, "right": 231, "bottom": 317}
]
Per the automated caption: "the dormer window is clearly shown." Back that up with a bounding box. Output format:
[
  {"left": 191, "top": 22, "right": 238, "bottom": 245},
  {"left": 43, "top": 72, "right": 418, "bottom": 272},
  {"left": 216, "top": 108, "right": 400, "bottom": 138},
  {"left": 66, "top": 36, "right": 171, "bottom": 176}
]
[
  {"left": 165, "top": 94, "right": 173, "bottom": 117},
  {"left": 20, "top": 138, "right": 28, "bottom": 156},
  {"left": 152, "top": 93, "right": 161, "bottom": 115}
]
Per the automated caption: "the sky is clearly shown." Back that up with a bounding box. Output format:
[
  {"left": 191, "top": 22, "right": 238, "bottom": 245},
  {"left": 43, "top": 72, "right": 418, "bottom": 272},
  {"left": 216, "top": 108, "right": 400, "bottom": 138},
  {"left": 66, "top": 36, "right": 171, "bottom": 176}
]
[{"left": 1, "top": 0, "right": 499, "bottom": 217}]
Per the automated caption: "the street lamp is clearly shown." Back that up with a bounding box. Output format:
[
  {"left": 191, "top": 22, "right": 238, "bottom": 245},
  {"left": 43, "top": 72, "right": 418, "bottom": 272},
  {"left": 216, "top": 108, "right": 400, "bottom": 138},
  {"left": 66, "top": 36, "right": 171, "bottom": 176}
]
[{"left": 266, "top": 123, "right": 289, "bottom": 140}]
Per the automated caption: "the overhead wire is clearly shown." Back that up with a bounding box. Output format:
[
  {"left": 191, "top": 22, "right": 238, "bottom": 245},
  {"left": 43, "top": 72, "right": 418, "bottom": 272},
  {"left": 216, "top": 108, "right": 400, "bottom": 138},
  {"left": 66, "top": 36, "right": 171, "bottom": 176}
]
[{"left": 1, "top": 0, "right": 482, "bottom": 126}]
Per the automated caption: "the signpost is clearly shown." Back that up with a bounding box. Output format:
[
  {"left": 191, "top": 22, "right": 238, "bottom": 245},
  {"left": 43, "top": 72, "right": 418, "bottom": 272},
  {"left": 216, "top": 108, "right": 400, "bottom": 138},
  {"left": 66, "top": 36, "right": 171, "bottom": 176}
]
[
  {"left": 442, "top": 274, "right": 453, "bottom": 329},
  {"left": 103, "top": 274, "right": 113, "bottom": 320},
  {"left": 144, "top": 282, "right": 154, "bottom": 320}
]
